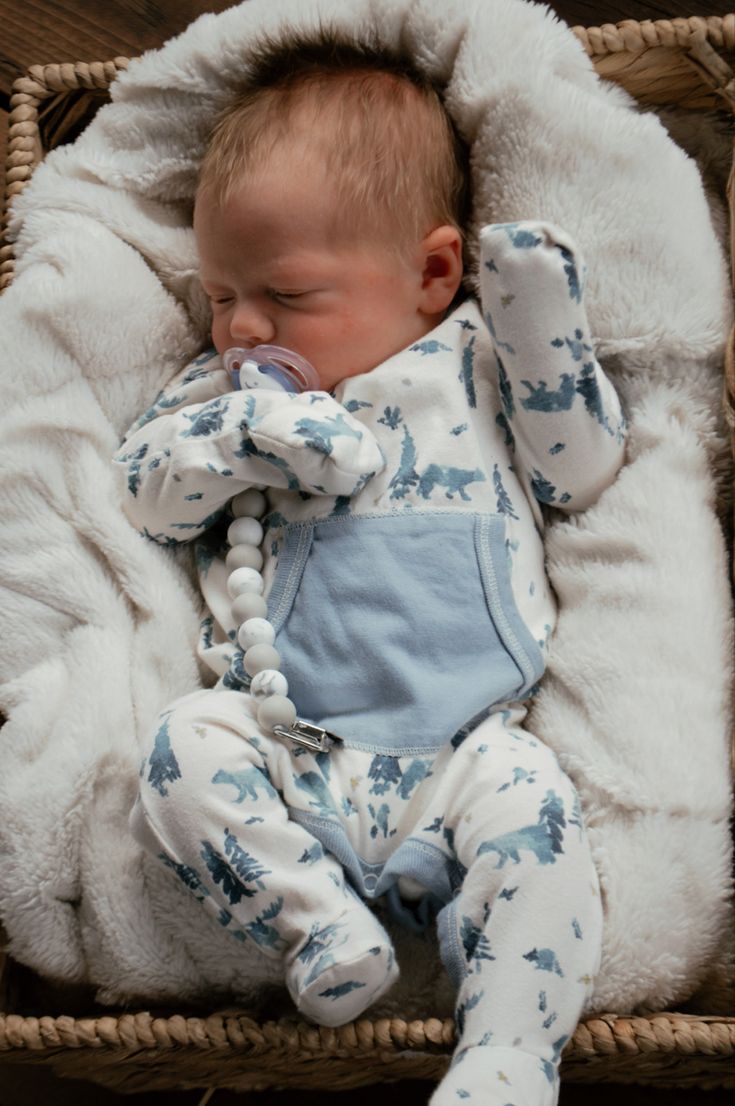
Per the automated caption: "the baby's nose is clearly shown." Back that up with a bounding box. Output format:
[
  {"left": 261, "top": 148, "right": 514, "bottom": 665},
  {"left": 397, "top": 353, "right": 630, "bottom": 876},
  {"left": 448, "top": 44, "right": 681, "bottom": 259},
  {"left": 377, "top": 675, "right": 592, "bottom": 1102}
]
[{"left": 230, "top": 303, "right": 276, "bottom": 347}]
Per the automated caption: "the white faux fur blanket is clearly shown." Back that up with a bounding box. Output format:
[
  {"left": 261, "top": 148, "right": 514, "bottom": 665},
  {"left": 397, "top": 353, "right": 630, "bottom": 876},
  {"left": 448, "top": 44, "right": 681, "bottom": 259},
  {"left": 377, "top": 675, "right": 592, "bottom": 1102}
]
[{"left": 1, "top": 0, "right": 733, "bottom": 1015}]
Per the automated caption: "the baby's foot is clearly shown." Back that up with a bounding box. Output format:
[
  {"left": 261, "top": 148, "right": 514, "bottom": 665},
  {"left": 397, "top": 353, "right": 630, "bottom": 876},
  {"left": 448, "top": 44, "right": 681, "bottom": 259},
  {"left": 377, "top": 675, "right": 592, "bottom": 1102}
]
[
  {"left": 285, "top": 902, "right": 398, "bottom": 1027},
  {"left": 430, "top": 1043, "right": 559, "bottom": 1106}
]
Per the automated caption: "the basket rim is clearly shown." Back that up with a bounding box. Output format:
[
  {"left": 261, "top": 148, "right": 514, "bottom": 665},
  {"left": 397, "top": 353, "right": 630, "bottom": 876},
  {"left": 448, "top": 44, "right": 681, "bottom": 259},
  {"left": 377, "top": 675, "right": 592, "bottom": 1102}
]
[
  {"left": 574, "top": 14, "right": 735, "bottom": 57},
  {"left": 0, "top": 19, "right": 734, "bottom": 1077},
  {"left": 1, "top": 1008, "right": 734, "bottom": 1059},
  {"left": 2, "top": 15, "right": 734, "bottom": 103}
]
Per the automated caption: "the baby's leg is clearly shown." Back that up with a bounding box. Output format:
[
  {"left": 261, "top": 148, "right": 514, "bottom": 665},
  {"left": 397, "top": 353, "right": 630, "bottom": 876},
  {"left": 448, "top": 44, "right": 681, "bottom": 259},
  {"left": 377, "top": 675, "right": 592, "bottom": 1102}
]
[
  {"left": 131, "top": 688, "right": 397, "bottom": 1025},
  {"left": 427, "top": 709, "right": 601, "bottom": 1106}
]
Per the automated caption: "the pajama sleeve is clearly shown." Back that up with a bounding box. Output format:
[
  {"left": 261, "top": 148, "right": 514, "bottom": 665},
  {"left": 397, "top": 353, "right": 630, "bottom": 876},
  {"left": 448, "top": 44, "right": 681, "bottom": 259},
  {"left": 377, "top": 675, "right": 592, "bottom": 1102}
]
[
  {"left": 113, "top": 350, "right": 386, "bottom": 544},
  {"left": 479, "top": 221, "right": 626, "bottom": 513}
]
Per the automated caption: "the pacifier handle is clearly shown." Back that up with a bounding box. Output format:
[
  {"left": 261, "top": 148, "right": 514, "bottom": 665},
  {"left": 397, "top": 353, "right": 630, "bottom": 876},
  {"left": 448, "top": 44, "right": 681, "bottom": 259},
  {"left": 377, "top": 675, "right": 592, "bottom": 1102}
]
[{"left": 223, "top": 345, "right": 320, "bottom": 393}]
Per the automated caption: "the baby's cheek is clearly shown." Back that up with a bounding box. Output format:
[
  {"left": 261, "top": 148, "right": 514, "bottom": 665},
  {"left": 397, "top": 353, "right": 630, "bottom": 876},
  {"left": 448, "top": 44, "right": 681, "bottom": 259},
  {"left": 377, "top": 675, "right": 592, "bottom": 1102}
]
[{"left": 211, "top": 315, "right": 232, "bottom": 355}]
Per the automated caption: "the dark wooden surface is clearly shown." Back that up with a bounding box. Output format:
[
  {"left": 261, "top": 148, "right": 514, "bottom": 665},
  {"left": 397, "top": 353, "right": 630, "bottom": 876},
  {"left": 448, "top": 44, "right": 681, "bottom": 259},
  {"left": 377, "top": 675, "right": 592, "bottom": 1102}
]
[
  {"left": 2, "top": 1, "right": 735, "bottom": 1102},
  {"left": 0, "top": 1061, "right": 734, "bottom": 1106},
  {"left": 1, "top": 0, "right": 734, "bottom": 95},
  {"left": 1, "top": 1, "right": 735, "bottom": 166}
]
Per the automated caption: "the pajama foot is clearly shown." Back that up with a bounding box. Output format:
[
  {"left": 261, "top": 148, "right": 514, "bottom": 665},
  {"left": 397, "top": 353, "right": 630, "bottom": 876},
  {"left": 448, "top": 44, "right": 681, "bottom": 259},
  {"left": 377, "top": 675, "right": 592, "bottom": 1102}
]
[
  {"left": 285, "top": 903, "right": 398, "bottom": 1027},
  {"left": 430, "top": 1044, "right": 559, "bottom": 1106}
]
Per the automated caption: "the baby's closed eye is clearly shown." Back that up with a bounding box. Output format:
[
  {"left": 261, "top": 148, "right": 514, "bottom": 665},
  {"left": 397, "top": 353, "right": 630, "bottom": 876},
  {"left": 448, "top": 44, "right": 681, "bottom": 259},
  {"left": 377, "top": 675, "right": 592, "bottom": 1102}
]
[{"left": 269, "top": 288, "right": 321, "bottom": 302}]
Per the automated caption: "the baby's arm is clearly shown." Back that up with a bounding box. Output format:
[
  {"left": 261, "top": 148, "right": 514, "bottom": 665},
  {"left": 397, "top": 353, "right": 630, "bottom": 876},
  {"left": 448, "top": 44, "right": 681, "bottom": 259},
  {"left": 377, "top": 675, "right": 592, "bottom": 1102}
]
[
  {"left": 113, "top": 353, "right": 385, "bottom": 544},
  {"left": 480, "top": 222, "right": 626, "bottom": 512}
]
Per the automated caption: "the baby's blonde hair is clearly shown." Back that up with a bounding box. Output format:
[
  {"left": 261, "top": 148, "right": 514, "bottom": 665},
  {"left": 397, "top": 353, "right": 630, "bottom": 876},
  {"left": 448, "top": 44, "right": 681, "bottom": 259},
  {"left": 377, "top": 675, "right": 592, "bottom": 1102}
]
[{"left": 197, "top": 30, "right": 468, "bottom": 250}]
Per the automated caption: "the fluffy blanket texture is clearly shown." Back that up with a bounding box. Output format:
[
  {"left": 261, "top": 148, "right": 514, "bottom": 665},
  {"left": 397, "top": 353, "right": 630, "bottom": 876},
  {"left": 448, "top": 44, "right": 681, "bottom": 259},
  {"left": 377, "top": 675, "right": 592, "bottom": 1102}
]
[{"left": 0, "top": 0, "right": 733, "bottom": 1014}]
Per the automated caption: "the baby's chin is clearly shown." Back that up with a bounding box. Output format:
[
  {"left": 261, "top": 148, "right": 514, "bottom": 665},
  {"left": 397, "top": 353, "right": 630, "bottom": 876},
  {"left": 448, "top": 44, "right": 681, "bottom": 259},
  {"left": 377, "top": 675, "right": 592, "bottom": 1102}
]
[
  {"left": 319, "top": 347, "right": 404, "bottom": 391},
  {"left": 318, "top": 365, "right": 369, "bottom": 393}
]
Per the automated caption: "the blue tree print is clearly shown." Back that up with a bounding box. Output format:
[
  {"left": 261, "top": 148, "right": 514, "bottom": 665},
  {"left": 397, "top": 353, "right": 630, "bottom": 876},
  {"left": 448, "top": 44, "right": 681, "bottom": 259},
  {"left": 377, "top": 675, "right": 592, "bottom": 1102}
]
[
  {"left": 389, "top": 424, "right": 420, "bottom": 500},
  {"left": 576, "top": 362, "right": 616, "bottom": 435},
  {"left": 493, "top": 464, "right": 518, "bottom": 519},
  {"left": 122, "top": 442, "right": 148, "bottom": 497},
  {"left": 245, "top": 896, "right": 287, "bottom": 951},
  {"left": 459, "top": 336, "right": 477, "bottom": 409},
  {"left": 455, "top": 989, "right": 484, "bottom": 1036},
  {"left": 460, "top": 915, "right": 495, "bottom": 968},
  {"left": 181, "top": 397, "right": 230, "bottom": 437},
  {"left": 195, "top": 539, "right": 218, "bottom": 577},
  {"left": 297, "top": 920, "right": 348, "bottom": 967},
  {"left": 368, "top": 802, "right": 396, "bottom": 839},
  {"left": 233, "top": 437, "right": 302, "bottom": 491},
  {"left": 147, "top": 714, "right": 181, "bottom": 796},
  {"left": 541, "top": 1036, "right": 569, "bottom": 1085},
  {"left": 158, "top": 854, "right": 209, "bottom": 903},
  {"left": 530, "top": 469, "right": 557, "bottom": 505},
  {"left": 368, "top": 755, "right": 402, "bottom": 795},
  {"left": 484, "top": 310, "right": 515, "bottom": 356},
  {"left": 200, "top": 829, "right": 270, "bottom": 904},
  {"left": 496, "top": 353, "right": 515, "bottom": 419},
  {"left": 559, "top": 245, "right": 582, "bottom": 302}
]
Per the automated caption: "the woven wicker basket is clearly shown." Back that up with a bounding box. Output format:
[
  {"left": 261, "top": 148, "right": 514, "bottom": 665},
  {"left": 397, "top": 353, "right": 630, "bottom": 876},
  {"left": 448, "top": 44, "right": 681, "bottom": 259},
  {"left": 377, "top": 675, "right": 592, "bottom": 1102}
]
[{"left": 2, "top": 14, "right": 735, "bottom": 1096}]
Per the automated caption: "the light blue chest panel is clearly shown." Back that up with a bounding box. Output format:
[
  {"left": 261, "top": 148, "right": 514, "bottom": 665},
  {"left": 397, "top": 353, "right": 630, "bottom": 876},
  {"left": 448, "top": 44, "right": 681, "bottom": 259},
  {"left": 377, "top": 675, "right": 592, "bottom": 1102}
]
[{"left": 266, "top": 510, "right": 544, "bottom": 755}]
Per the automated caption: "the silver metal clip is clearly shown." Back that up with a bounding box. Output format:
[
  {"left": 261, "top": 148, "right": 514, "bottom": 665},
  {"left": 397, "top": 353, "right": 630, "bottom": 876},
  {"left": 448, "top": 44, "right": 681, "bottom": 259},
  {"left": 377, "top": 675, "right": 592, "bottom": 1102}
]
[{"left": 273, "top": 719, "right": 342, "bottom": 754}]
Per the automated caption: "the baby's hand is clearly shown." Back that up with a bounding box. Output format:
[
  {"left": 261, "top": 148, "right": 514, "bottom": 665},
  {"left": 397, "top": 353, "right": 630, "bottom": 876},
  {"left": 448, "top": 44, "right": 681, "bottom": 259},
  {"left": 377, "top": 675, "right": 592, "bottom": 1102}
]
[
  {"left": 247, "top": 396, "right": 386, "bottom": 498},
  {"left": 480, "top": 221, "right": 586, "bottom": 318}
]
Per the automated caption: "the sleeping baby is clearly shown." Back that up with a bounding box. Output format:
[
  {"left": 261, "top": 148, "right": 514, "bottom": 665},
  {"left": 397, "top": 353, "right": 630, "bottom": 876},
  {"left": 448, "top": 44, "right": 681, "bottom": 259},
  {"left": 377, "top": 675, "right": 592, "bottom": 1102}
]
[{"left": 114, "top": 29, "right": 626, "bottom": 1106}]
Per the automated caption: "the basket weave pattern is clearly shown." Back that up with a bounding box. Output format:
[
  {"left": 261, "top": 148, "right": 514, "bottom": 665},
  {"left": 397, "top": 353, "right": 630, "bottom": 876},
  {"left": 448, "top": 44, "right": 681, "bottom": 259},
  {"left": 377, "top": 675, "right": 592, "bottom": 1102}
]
[
  {"left": 1, "top": 14, "right": 735, "bottom": 1095},
  {"left": 2, "top": 1009, "right": 735, "bottom": 1093}
]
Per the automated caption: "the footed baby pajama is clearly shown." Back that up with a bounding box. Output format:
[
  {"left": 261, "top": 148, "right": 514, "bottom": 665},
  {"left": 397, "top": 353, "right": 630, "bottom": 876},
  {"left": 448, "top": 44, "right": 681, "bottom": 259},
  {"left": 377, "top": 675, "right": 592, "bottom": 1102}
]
[
  {"left": 131, "top": 691, "right": 601, "bottom": 1105},
  {"left": 117, "top": 223, "right": 626, "bottom": 1104}
]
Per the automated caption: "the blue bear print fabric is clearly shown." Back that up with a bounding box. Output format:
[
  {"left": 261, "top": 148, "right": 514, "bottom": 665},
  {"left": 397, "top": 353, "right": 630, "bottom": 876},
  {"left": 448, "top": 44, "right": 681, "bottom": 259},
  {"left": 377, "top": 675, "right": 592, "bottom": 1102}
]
[
  {"left": 113, "top": 222, "right": 626, "bottom": 713},
  {"left": 131, "top": 690, "right": 602, "bottom": 1106},
  {"left": 117, "top": 222, "right": 623, "bottom": 1103}
]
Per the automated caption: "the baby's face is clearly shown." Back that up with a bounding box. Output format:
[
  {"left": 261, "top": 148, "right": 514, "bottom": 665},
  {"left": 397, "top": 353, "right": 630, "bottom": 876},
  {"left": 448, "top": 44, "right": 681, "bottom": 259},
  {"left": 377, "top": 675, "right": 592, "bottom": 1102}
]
[{"left": 195, "top": 162, "right": 437, "bottom": 393}]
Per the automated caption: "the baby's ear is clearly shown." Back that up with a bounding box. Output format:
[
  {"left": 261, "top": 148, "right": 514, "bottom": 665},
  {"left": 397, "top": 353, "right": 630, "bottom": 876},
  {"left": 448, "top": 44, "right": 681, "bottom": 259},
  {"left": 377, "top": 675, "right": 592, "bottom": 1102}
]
[{"left": 419, "top": 225, "right": 464, "bottom": 315}]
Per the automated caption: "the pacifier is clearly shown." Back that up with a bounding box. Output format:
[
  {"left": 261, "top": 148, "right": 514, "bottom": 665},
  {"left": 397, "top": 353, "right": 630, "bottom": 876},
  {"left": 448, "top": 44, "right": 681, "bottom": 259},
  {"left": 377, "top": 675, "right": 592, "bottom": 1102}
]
[{"left": 223, "top": 345, "right": 320, "bottom": 394}]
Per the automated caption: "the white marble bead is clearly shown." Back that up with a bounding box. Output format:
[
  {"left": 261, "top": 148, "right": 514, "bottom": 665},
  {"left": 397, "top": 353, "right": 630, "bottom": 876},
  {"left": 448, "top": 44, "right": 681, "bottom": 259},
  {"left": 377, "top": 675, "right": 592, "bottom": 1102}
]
[
  {"left": 226, "top": 544, "right": 264, "bottom": 573},
  {"left": 226, "top": 566, "right": 264, "bottom": 599},
  {"left": 228, "top": 517, "right": 264, "bottom": 547},
  {"left": 237, "top": 617, "right": 276, "bottom": 650},
  {"left": 231, "top": 489, "right": 267, "bottom": 518},
  {"left": 231, "top": 592, "right": 268, "bottom": 623},
  {"left": 250, "top": 668, "right": 289, "bottom": 701},
  {"left": 243, "top": 643, "right": 281, "bottom": 676},
  {"left": 257, "top": 695, "right": 297, "bottom": 732}
]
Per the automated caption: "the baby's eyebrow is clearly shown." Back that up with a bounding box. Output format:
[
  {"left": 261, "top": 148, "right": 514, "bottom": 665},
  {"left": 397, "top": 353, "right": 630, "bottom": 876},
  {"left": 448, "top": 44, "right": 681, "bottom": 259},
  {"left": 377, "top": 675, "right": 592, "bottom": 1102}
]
[
  {"left": 268, "top": 251, "right": 330, "bottom": 278},
  {"left": 199, "top": 276, "right": 232, "bottom": 291}
]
